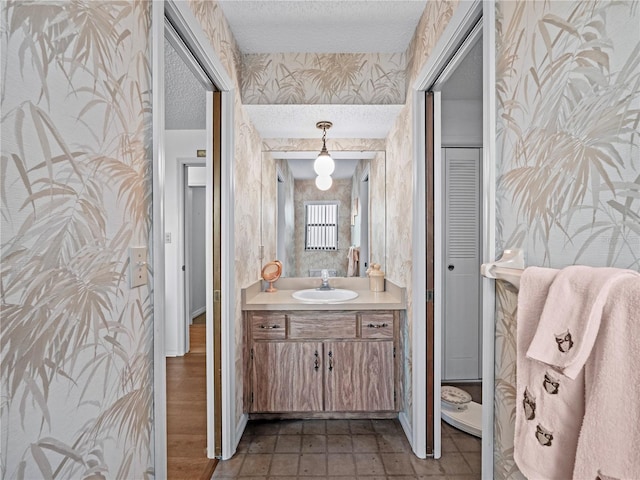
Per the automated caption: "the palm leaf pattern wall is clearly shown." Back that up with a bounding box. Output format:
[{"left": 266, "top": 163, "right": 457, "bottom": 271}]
[
  {"left": 1, "top": 2, "right": 153, "bottom": 478},
  {"left": 241, "top": 52, "right": 406, "bottom": 105},
  {"left": 495, "top": 1, "right": 639, "bottom": 477}
]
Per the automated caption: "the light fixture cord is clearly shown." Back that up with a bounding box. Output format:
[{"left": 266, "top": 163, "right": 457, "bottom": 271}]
[{"left": 322, "top": 126, "right": 327, "bottom": 149}]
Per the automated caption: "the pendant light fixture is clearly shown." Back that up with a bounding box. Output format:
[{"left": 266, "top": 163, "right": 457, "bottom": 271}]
[
  {"left": 315, "top": 175, "right": 333, "bottom": 191},
  {"left": 313, "top": 121, "right": 335, "bottom": 177}
]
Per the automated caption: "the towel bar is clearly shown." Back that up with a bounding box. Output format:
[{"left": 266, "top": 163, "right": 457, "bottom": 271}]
[{"left": 480, "top": 248, "right": 525, "bottom": 290}]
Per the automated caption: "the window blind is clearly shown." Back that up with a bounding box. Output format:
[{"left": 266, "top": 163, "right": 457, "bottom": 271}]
[{"left": 305, "top": 203, "right": 338, "bottom": 250}]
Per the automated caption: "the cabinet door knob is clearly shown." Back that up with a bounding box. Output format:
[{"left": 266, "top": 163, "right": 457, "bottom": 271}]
[
  {"left": 259, "top": 324, "right": 280, "bottom": 329},
  {"left": 314, "top": 351, "right": 319, "bottom": 371},
  {"left": 328, "top": 351, "right": 333, "bottom": 372}
]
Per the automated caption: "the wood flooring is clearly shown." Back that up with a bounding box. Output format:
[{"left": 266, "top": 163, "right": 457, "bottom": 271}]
[
  {"left": 190, "top": 323, "right": 207, "bottom": 354},
  {"left": 167, "top": 322, "right": 217, "bottom": 479}
]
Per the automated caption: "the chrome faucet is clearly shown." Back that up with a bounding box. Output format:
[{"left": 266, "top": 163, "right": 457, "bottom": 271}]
[{"left": 318, "top": 269, "right": 334, "bottom": 290}]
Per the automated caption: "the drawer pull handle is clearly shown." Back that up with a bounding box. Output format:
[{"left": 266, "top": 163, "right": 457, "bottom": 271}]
[
  {"left": 314, "top": 351, "right": 319, "bottom": 371},
  {"left": 328, "top": 351, "right": 334, "bottom": 372},
  {"left": 259, "top": 324, "right": 280, "bottom": 329},
  {"left": 367, "top": 323, "right": 389, "bottom": 328}
]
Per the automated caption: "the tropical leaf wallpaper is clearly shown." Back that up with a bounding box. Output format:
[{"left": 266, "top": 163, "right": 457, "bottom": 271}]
[
  {"left": 242, "top": 52, "right": 407, "bottom": 105},
  {"left": 3, "top": 0, "right": 636, "bottom": 477},
  {"left": 495, "top": 1, "right": 640, "bottom": 477},
  {"left": 1, "top": 1, "right": 153, "bottom": 479}
]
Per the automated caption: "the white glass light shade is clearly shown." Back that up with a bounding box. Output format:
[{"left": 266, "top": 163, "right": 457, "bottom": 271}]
[
  {"left": 315, "top": 175, "right": 333, "bottom": 191},
  {"left": 313, "top": 152, "right": 335, "bottom": 176}
]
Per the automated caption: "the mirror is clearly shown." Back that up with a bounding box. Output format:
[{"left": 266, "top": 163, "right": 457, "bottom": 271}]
[
  {"left": 262, "top": 151, "right": 385, "bottom": 277},
  {"left": 261, "top": 260, "right": 282, "bottom": 292}
]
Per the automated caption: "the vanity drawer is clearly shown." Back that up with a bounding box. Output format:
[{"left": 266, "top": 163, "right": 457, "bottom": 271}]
[
  {"left": 360, "top": 313, "right": 394, "bottom": 339},
  {"left": 251, "top": 313, "right": 286, "bottom": 339},
  {"left": 289, "top": 313, "right": 356, "bottom": 339}
]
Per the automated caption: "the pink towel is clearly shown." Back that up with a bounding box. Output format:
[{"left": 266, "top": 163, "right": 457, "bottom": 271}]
[
  {"left": 572, "top": 274, "right": 640, "bottom": 480},
  {"left": 527, "top": 266, "right": 639, "bottom": 379},
  {"left": 347, "top": 246, "right": 359, "bottom": 277},
  {"left": 514, "top": 267, "right": 585, "bottom": 480}
]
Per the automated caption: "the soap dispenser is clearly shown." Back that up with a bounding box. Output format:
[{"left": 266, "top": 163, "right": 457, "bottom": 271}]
[{"left": 367, "top": 263, "right": 385, "bottom": 292}]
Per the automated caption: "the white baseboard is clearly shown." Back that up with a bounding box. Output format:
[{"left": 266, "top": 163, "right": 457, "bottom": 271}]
[
  {"left": 191, "top": 306, "right": 206, "bottom": 319},
  {"left": 165, "top": 350, "right": 178, "bottom": 357}
]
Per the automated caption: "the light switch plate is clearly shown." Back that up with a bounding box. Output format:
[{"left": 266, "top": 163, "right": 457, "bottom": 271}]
[{"left": 129, "top": 247, "right": 148, "bottom": 288}]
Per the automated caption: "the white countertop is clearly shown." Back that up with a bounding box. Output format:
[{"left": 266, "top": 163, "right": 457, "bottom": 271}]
[{"left": 242, "top": 278, "right": 406, "bottom": 311}]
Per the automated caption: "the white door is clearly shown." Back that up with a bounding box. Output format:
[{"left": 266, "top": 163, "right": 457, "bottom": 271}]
[{"left": 443, "top": 147, "right": 481, "bottom": 381}]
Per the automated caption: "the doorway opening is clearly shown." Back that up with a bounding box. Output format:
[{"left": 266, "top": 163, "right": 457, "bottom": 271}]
[
  {"left": 427, "top": 18, "right": 485, "bottom": 456},
  {"left": 163, "top": 13, "right": 219, "bottom": 478},
  {"left": 412, "top": 1, "right": 496, "bottom": 477},
  {"left": 153, "top": 2, "right": 237, "bottom": 477},
  {"left": 434, "top": 31, "right": 483, "bottom": 443},
  {"left": 183, "top": 163, "right": 207, "bottom": 351}
]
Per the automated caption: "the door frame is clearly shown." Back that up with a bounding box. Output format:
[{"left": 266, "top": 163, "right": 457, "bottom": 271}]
[
  {"left": 180, "top": 159, "right": 206, "bottom": 354},
  {"left": 411, "top": 0, "right": 496, "bottom": 475},
  {"left": 152, "top": 1, "right": 237, "bottom": 474}
]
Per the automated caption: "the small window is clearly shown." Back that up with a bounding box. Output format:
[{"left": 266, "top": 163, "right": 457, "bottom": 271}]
[{"left": 305, "top": 202, "right": 338, "bottom": 250}]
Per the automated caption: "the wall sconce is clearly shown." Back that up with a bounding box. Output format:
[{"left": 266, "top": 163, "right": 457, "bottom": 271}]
[{"left": 314, "top": 121, "right": 335, "bottom": 181}]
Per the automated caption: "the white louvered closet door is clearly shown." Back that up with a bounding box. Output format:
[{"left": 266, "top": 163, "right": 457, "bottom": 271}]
[{"left": 443, "top": 148, "right": 482, "bottom": 381}]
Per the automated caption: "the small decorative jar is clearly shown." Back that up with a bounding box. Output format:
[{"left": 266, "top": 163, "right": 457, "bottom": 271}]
[{"left": 367, "top": 263, "right": 385, "bottom": 292}]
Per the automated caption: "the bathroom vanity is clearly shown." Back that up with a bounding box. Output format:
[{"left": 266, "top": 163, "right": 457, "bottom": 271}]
[{"left": 242, "top": 278, "right": 406, "bottom": 418}]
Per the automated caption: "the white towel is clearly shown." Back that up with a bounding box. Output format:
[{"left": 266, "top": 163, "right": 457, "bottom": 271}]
[
  {"left": 572, "top": 274, "right": 640, "bottom": 480},
  {"left": 514, "top": 267, "right": 585, "bottom": 480},
  {"left": 527, "top": 266, "right": 639, "bottom": 379}
]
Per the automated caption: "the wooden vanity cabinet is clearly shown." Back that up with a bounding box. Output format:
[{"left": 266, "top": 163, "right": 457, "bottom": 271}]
[
  {"left": 324, "top": 340, "right": 394, "bottom": 412},
  {"left": 245, "top": 310, "right": 400, "bottom": 416},
  {"left": 252, "top": 341, "right": 323, "bottom": 412}
]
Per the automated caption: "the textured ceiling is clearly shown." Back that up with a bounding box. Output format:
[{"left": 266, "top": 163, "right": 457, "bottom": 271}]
[
  {"left": 164, "top": 35, "right": 206, "bottom": 130},
  {"left": 217, "top": 1, "right": 428, "bottom": 53},
  {"left": 165, "top": 0, "right": 483, "bottom": 176},
  {"left": 244, "top": 104, "right": 404, "bottom": 139},
  {"left": 217, "top": 1, "right": 425, "bottom": 142}
]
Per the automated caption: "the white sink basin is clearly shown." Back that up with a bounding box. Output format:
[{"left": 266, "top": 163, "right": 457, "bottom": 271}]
[{"left": 292, "top": 288, "right": 359, "bottom": 303}]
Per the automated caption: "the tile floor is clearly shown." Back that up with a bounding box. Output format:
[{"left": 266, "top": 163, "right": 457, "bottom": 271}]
[{"left": 211, "top": 419, "right": 481, "bottom": 479}]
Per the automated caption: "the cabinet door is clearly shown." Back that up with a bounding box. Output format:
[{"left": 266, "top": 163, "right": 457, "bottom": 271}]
[
  {"left": 252, "top": 342, "right": 323, "bottom": 412},
  {"left": 325, "top": 341, "right": 394, "bottom": 412}
]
